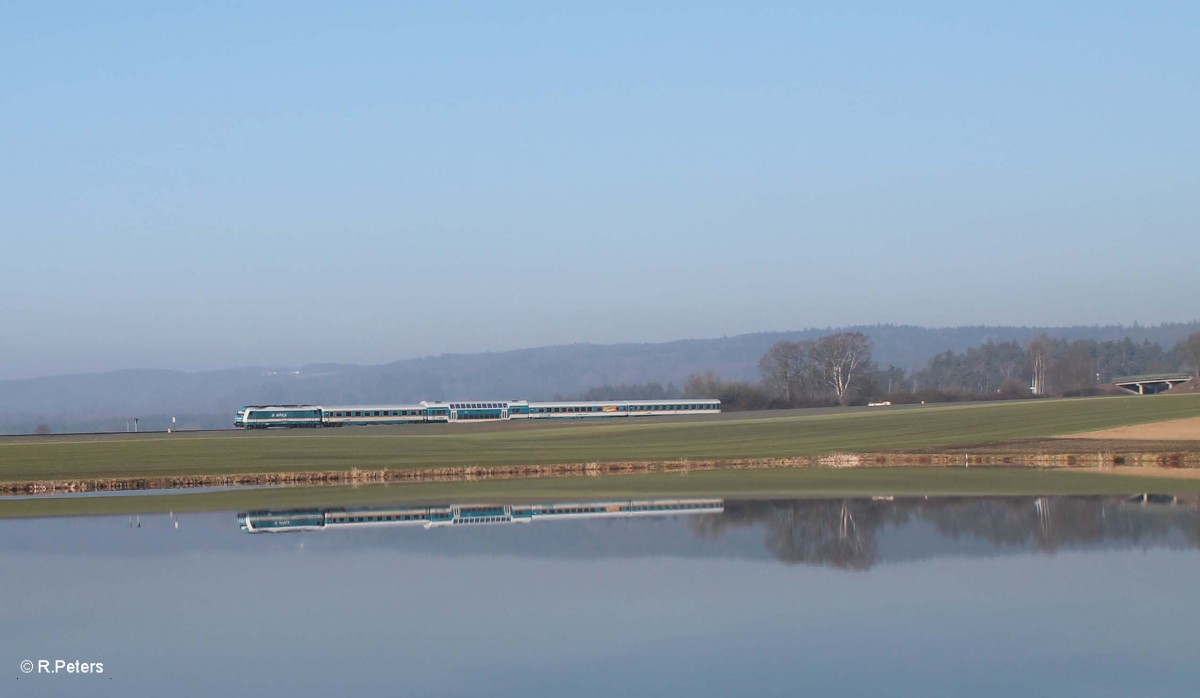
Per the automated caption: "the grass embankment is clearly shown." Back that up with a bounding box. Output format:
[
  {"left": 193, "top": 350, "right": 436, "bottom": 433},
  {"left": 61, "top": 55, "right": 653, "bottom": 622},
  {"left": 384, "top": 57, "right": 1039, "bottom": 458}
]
[
  {"left": 5, "top": 468, "right": 1200, "bottom": 519},
  {"left": 0, "top": 394, "right": 1198, "bottom": 486}
]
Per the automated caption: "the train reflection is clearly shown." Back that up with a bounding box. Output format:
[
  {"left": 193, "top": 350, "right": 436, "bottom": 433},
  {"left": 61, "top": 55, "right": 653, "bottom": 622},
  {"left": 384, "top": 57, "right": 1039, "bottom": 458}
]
[{"left": 238, "top": 498, "right": 724, "bottom": 533}]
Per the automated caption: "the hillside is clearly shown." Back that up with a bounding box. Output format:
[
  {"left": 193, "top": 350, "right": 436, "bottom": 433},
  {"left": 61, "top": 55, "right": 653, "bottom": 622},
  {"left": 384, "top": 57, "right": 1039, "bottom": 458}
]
[{"left": 1, "top": 322, "right": 1197, "bottom": 434}]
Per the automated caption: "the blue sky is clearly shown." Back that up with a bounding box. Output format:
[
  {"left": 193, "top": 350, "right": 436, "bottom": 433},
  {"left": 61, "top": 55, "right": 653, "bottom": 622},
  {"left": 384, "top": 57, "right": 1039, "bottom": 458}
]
[{"left": 2, "top": 2, "right": 1197, "bottom": 379}]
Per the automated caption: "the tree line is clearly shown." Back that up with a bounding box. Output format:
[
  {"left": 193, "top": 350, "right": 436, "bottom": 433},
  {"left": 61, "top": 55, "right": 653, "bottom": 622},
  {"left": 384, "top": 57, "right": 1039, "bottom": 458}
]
[
  {"left": 668, "top": 331, "right": 1200, "bottom": 410},
  {"left": 681, "top": 332, "right": 894, "bottom": 409},
  {"left": 916, "top": 332, "right": 1200, "bottom": 398}
]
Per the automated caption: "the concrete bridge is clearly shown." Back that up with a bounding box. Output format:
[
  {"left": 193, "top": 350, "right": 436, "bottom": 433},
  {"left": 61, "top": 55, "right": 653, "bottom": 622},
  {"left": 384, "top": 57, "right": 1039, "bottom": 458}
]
[{"left": 1112, "top": 373, "right": 1194, "bottom": 395}]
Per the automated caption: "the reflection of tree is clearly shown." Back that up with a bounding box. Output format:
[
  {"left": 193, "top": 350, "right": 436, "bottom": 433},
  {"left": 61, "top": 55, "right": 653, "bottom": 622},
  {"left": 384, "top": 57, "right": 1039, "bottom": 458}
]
[
  {"left": 922, "top": 496, "right": 1185, "bottom": 553},
  {"left": 694, "top": 500, "right": 904, "bottom": 570},
  {"left": 693, "top": 497, "right": 1200, "bottom": 570}
]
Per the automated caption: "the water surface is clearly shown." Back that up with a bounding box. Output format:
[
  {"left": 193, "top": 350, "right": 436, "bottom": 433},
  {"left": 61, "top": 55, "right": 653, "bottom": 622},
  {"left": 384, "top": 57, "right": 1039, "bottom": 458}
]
[{"left": 3, "top": 495, "right": 1198, "bottom": 697}]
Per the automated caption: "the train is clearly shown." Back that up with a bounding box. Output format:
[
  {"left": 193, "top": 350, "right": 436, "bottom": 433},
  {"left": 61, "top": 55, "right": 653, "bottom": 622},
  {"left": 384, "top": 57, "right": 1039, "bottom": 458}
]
[
  {"left": 234, "top": 398, "right": 721, "bottom": 428},
  {"left": 238, "top": 498, "right": 725, "bottom": 533}
]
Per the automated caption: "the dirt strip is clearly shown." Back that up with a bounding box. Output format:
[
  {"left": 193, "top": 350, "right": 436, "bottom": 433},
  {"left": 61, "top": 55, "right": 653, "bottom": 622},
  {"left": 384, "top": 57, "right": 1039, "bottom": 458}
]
[
  {"left": 1061, "top": 416, "right": 1200, "bottom": 441},
  {"left": 3, "top": 449, "right": 1200, "bottom": 495}
]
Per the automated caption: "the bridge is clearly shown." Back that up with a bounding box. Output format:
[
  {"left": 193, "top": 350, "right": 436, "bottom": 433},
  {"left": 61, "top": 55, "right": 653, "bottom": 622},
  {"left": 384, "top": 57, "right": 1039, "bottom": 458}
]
[{"left": 1112, "top": 373, "right": 1194, "bottom": 395}]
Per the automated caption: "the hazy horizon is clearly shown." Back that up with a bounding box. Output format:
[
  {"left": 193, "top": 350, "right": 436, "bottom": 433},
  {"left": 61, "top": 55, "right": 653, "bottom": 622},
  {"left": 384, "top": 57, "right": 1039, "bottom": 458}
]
[
  {"left": 2, "top": 319, "right": 1196, "bottom": 383},
  {"left": 4, "top": 3, "right": 1197, "bottom": 380}
]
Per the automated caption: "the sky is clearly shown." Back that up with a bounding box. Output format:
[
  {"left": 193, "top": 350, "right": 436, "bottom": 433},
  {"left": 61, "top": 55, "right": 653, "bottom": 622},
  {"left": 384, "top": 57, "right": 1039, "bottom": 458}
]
[{"left": 2, "top": 2, "right": 1197, "bottom": 379}]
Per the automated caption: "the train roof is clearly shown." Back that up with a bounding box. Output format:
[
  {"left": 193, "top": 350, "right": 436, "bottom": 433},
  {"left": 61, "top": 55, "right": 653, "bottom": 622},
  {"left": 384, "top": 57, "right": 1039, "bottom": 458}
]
[
  {"left": 322, "top": 404, "right": 427, "bottom": 411},
  {"left": 421, "top": 400, "right": 528, "bottom": 406},
  {"left": 242, "top": 398, "right": 721, "bottom": 412},
  {"left": 527, "top": 398, "right": 720, "bottom": 406}
]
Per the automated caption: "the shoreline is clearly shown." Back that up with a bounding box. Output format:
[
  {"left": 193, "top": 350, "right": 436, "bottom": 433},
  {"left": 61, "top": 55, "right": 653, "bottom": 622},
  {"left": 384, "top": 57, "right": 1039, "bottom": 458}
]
[{"left": 4, "top": 445, "right": 1198, "bottom": 496}]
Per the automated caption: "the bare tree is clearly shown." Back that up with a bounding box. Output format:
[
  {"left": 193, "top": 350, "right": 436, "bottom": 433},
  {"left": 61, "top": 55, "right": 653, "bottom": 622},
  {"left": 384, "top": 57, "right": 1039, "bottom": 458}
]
[
  {"left": 1028, "top": 333, "right": 1053, "bottom": 395},
  {"left": 1176, "top": 333, "right": 1200, "bottom": 378},
  {"left": 1053, "top": 340, "right": 1095, "bottom": 393},
  {"left": 813, "top": 332, "right": 872, "bottom": 406},
  {"left": 758, "top": 341, "right": 801, "bottom": 404},
  {"left": 683, "top": 371, "right": 722, "bottom": 399}
]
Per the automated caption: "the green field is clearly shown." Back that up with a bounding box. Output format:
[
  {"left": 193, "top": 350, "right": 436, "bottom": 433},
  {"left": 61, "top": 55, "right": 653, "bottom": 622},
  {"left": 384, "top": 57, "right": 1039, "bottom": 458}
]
[
  {"left": 3, "top": 467, "right": 1200, "bottom": 519},
  {"left": 1, "top": 394, "right": 1198, "bottom": 484}
]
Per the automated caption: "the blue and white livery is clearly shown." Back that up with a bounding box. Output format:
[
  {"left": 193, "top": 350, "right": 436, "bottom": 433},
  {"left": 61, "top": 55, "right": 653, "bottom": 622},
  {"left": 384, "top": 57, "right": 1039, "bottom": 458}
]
[
  {"left": 235, "top": 398, "right": 720, "bottom": 428},
  {"left": 239, "top": 499, "right": 725, "bottom": 533}
]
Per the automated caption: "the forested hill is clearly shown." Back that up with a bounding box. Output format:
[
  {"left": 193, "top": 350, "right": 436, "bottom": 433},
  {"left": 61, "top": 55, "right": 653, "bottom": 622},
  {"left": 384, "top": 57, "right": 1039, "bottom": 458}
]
[{"left": 2, "top": 322, "right": 1197, "bottom": 434}]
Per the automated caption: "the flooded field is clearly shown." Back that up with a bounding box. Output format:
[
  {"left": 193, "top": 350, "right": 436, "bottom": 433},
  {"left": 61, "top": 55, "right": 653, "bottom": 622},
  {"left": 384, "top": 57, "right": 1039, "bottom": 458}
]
[{"left": 3, "top": 495, "right": 1199, "bottom": 696}]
